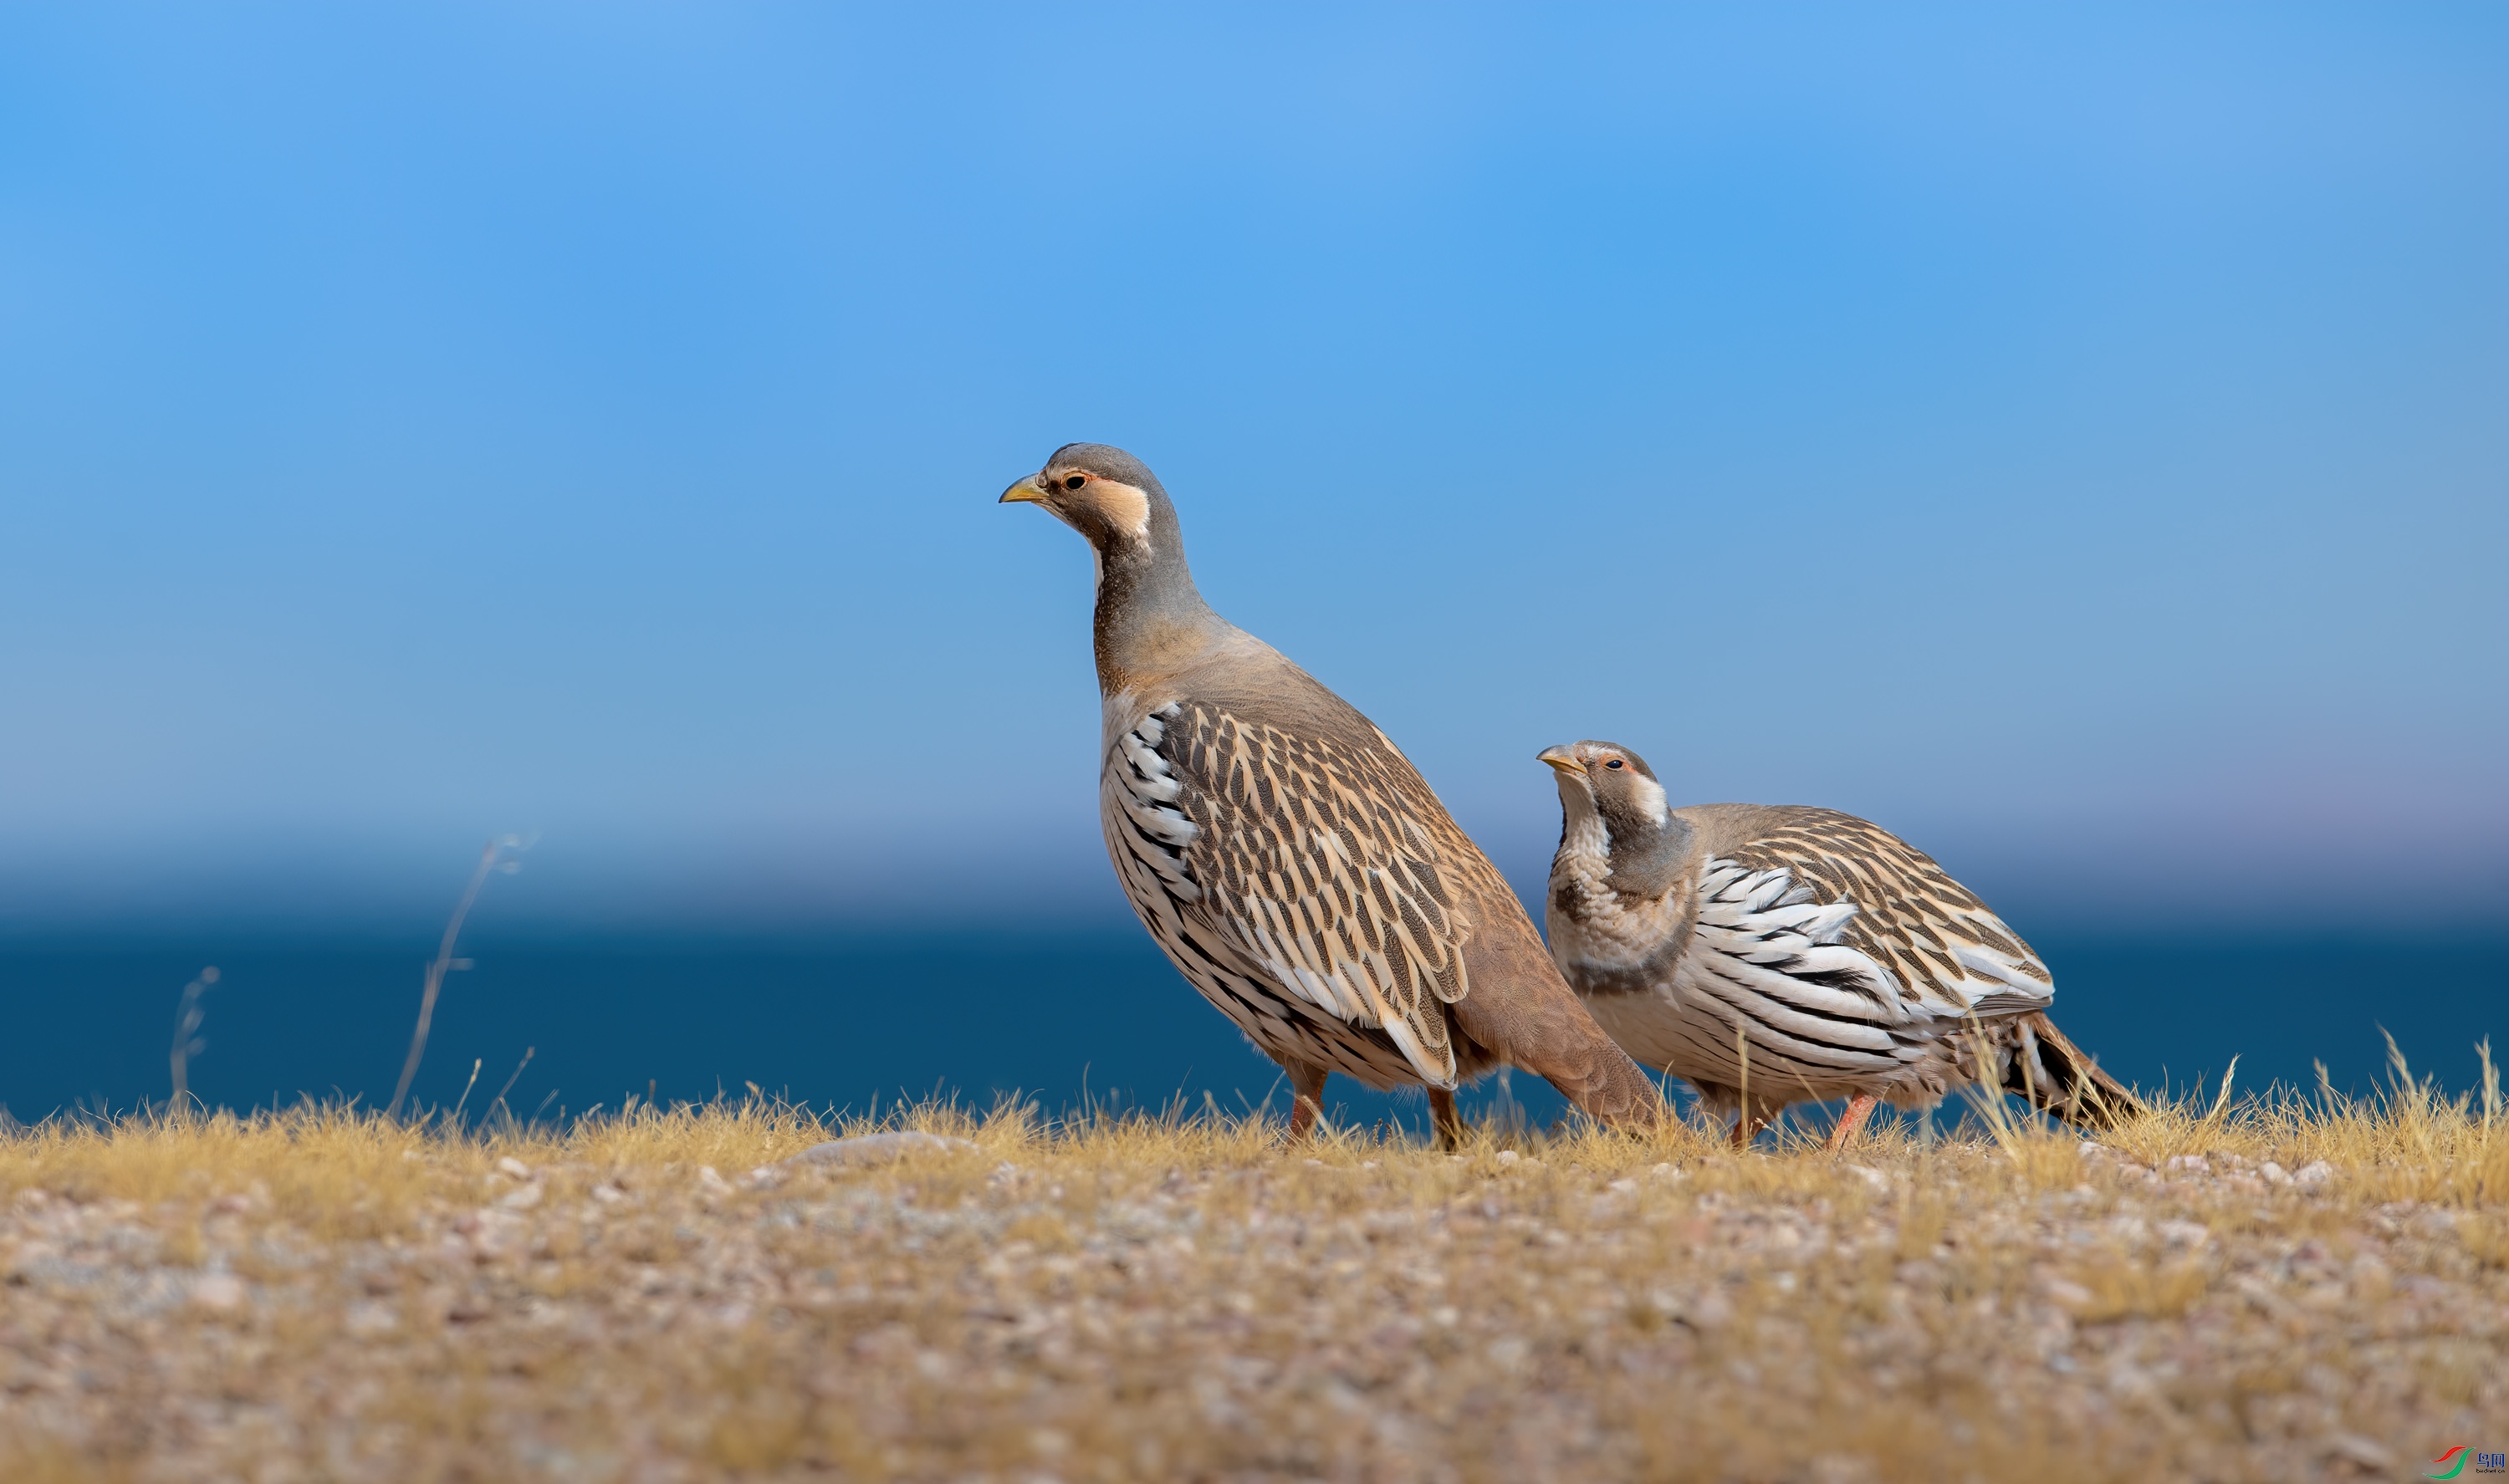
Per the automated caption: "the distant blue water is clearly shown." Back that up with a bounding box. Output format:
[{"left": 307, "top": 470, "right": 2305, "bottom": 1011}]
[{"left": 4, "top": 931, "right": 2501, "bottom": 1134}]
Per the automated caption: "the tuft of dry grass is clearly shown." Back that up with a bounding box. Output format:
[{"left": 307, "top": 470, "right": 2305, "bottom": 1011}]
[{"left": 2, "top": 1079, "right": 2504, "bottom": 1482}]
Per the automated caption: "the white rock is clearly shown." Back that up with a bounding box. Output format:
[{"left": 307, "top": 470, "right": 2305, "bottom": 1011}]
[
  {"left": 1806, "top": 1453, "right": 1879, "bottom": 1484},
  {"left": 495, "top": 1183, "right": 543, "bottom": 1211},
  {"left": 3, "top": 1242, "right": 58, "bottom": 1279},
  {"left": 698, "top": 1165, "right": 733, "bottom": 1195},
  {"left": 1495, "top": 1150, "right": 1520, "bottom": 1166},
  {"left": 2163, "top": 1154, "right": 2210, "bottom": 1175},
  {"left": 2156, "top": 1219, "right": 2211, "bottom": 1249},
  {"left": 2294, "top": 1160, "right": 2335, "bottom": 1188},
  {"left": 345, "top": 1300, "right": 399, "bottom": 1337},
  {"left": 784, "top": 1131, "right": 979, "bottom": 1170},
  {"left": 191, "top": 1273, "right": 245, "bottom": 1312},
  {"left": 2044, "top": 1277, "right": 2096, "bottom": 1310},
  {"left": 2260, "top": 1161, "right": 2292, "bottom": 1185},
  {"left": 2326, "top": 1434, "right": 2394, "bottom": 1469},
  {"left": 495, "top": 1156, "right": 532, "bottom": 1180}
]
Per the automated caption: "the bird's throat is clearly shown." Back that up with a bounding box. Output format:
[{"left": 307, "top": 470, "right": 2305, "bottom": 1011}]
[{"left": 1091, "top": 538, "right": 1222, "bottom": 696}]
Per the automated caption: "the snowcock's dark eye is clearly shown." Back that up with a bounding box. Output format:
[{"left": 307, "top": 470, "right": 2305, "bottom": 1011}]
[
  {"left": 1604, "top": 758, "right": 1624, "bottom": 770},
  {"left": 1063, "top": 474, "right": 1086, "bottom": 491}
]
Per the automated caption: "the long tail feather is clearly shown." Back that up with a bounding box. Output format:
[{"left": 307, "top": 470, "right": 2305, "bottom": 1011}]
[{"left": 2003, "top": 1012, "right": 2144, "bottom": 1130}]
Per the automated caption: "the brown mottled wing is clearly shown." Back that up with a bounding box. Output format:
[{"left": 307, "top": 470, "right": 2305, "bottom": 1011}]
[
  {"left": 1719, "top": 808, "right": 2054, "bottom": 1020},
  {"left": 1159, "top": 701, "right": 1488, "bottom": 1087}
]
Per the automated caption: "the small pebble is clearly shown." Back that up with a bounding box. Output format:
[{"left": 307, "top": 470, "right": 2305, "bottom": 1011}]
[
  {"left": 191, "top": 1273, "right": 245, "bottom": 1313},
  {"left": 784, "top": 1132, "right": 979, "bottom": 1170}
]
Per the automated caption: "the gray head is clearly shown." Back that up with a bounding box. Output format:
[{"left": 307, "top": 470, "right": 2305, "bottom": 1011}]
[
  {"left": 1000, "top": 443, "right": 1174, "bottom": 550},
  {"left": 1538, "top": 740, "right": 1691, "bottom": 900},
  {"left": 1000, "top": 443, "right": 1221, "bottom": 687}
]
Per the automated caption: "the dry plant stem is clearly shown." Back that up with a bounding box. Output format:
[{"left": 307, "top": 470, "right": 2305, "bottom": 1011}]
[
  {"left": 1734, "top": 1018, "right": 1748, "bottom": 1145},
  {"left": 447, "top": 1059, "right": 482, "bottom": 1126},
  {"left": 165, "top": 966, "right": 217, "bottom": 1113},
  {"left": 488, "top": 1046, "right": 536, "bottom": 1124},
  {"left": 387, "top": 839, "right": 508, "bottom": 1120}
]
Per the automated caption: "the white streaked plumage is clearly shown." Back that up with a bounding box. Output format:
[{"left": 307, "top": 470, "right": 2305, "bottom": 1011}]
[
  {"left": 1102, "top": 700, "right": 1482, "bottom": 1090},
  {"left": 1540, "top": 739, "right": 2140, "bottom": 1139},
  {"left": 1011, "top": 442, "right": 1665, "bottom": 1146}
]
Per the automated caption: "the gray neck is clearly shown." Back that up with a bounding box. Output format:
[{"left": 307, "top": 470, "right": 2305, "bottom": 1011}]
[
  {"left": 1091, "top": 488, "right": 1227, "bottom": 691},
  {"left": 1601, "top": 811, "right": 1694, "bottom": 901}
]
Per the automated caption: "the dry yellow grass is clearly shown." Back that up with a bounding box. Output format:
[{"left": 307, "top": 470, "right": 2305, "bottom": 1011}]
[{"left": 2, "top": 1070, "right": 2505, "bottom": 1483}]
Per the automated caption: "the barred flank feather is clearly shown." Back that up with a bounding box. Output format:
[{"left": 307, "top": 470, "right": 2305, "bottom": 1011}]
[
  {"left": 1544, "top": 739, "right": 2144, "bottom": 1139},
  {"left": 1105, "top": 697, "right": 1497, "bottom": 1090}
]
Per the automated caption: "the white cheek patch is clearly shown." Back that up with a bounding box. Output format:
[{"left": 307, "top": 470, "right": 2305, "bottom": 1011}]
[
  {"left": 1628, "top": 773, "right": 1669, "bottom": 825},
  {"left": 1091, "top": 481, "right": 1152, "bottom": 542}
]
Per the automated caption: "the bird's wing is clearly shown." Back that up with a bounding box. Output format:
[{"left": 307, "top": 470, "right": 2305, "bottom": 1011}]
[
  {"left": 1671, "top": 854, "right": 1916, "bottom": 1081},
  {"left": 1712, "top": 809, "right": 2054, "bottom": 1023},
  {"left": 1110, "top": 701, "right": 1482, "bottom": 1088}
]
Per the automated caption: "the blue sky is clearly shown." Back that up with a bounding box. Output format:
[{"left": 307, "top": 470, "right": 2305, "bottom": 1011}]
[{"left": 3, "top": 5, "right": 2503, "bottom": 937}]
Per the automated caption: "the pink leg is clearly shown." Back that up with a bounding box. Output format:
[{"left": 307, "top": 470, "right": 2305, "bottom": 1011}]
[
  {"left": 1825, "top": 1093, "right": 1880, "bottom": 1150},
  {"left": 1428, "top": 1088, "right": 1464, "bottom": 1151},
  {"left": 1285, "top": 1062, "right": 1327, "bottom": 1146},
  {"left": 1697, "top": 1081, "right": 1775, "bottom": 1150}
]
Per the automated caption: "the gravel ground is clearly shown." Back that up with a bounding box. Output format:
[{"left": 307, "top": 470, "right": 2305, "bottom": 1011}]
[{"left": 2, "top": 1116, "right": 2504, "bottom": 1482}]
